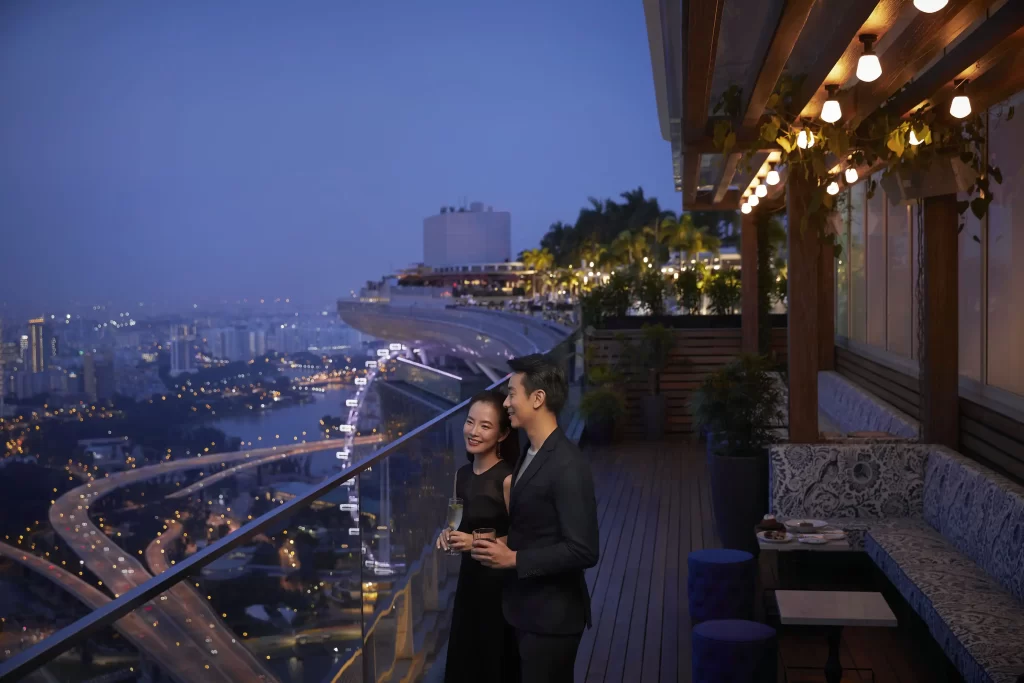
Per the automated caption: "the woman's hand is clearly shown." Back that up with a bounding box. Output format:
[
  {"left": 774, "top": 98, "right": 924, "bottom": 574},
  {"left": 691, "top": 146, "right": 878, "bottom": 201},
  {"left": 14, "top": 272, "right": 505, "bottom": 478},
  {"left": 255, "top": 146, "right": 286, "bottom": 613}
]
[
  {"left": 436, "top": 530, "right": 473, "bottom": 552},
  {"left": 446, "top": 531, "right": 474, "bottom": 553}
]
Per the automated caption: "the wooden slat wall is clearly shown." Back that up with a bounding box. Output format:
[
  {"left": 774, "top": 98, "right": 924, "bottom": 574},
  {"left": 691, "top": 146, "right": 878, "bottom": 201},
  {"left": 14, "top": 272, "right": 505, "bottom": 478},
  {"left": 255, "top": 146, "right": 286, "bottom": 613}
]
[
  {"left": 835, "top": 346, "right": 1024, "bottom": 483},
  {"left": 587, "top": 327, "right": 787, "bottom": 436}
]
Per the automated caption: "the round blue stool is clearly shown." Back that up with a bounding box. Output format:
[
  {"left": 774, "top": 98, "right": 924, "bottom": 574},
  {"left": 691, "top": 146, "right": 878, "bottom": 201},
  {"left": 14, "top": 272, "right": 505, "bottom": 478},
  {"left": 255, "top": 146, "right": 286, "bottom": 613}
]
[
  {"left": 692, "top": 619, "right": 777, "bottom": 683},
  {"left": 687, "top": 548, "right": 755, "bottom": 625}
]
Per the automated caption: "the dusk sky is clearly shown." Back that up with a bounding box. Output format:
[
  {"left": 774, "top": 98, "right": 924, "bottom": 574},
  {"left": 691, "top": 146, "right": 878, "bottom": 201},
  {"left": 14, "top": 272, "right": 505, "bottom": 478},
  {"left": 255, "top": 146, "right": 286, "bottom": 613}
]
[{"left": 1, "top": 0, "right": 676, "bottom": 314}]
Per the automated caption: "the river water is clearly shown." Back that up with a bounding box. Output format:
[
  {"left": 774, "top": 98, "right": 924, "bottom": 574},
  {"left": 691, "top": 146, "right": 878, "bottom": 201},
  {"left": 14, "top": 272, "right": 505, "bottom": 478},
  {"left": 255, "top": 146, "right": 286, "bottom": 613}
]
[{"left": 208, "top": 387, "right": 352, "bottom": 449}]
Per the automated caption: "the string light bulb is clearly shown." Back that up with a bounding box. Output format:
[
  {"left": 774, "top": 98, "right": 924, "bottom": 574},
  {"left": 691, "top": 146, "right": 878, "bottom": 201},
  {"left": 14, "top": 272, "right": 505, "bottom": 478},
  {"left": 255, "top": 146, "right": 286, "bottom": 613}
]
[
  {"left": 913, "top": 0, "right": 948, "bottom": 12},
  {"left": 747, "top": 194, "right": 759, "bottom": 207},
  {"left": 950, "top": 79, "right": 971, "bottom": 119},
  {"left": 844, "top": 166, "right": 859, "bottom": 184},
  {"left": 755, "top": 182, "right": 768, "bottom": 198},
  {"left": 856, "top": 35, "right": 882, "bottom": 83},
  {"left": 765, "top": 163, "right": 780, "bottom": 186},
  {"left": 909, "top": 129, "right": 923, "bottom": 146},
  {"left": 827, "top": 180, "right": 840, "bottom": 196},
  {"left": 797, "top": 127, "right": 815, "bottom": 149},
  {"left": 821, "top": 85, "right": 842, "bottom": 124},
  {"left": 741, "top": 202, "right": 752, "bottom": 214}
]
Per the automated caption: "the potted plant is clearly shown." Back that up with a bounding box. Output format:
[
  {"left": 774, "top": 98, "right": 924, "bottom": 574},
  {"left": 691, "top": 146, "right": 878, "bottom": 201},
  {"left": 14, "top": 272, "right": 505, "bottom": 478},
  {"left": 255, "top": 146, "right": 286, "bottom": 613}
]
[
  {"left": 622, "top": 324, "right": 675, "bottom": 440},
  {"left": 635, "top": 269, "right": 667, "bottom": 317},
  {"left": 691, "top": 354, "right": 784, "bottom": 552},
  {"left": 580, "top": 363, "right": 625, "bottom": 446},
  {"left": 703, "top": 268, "right": 742, "bottom": 315}
]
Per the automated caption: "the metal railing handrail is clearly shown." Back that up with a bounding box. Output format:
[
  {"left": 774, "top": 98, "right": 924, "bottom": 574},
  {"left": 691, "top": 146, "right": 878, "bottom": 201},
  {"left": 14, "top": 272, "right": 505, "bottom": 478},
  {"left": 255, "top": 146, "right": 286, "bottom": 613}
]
[{"left": 0, "top": 330, "right": 579, "bottom": 681}]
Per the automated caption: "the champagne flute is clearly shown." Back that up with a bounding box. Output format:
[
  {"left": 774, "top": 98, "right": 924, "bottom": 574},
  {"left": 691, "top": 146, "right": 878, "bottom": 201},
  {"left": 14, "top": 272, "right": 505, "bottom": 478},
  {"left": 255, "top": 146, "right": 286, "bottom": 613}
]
[{"left": 445, "top": 497, "right": 464, "bottom": 556}]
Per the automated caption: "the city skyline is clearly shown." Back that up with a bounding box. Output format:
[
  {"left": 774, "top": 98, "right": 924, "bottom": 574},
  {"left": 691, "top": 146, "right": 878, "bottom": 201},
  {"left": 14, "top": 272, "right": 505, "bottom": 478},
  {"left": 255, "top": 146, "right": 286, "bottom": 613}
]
[{"left": 0, "top": 0, "right": 676, "bottom": 314}]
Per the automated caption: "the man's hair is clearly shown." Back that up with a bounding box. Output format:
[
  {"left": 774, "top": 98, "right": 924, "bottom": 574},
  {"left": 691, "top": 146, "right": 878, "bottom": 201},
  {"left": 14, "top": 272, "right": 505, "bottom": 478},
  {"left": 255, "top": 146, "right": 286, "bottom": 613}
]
[{"left": 508, "top": 353, "right": 567, "bottom": 416}]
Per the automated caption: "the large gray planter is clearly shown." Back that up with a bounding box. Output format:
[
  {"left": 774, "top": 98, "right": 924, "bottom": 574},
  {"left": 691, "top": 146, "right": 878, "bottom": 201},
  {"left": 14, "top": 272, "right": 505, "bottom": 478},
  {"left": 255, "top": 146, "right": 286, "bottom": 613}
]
[{"left": 707, "top": 445, "right": 769, "bottom": 554}]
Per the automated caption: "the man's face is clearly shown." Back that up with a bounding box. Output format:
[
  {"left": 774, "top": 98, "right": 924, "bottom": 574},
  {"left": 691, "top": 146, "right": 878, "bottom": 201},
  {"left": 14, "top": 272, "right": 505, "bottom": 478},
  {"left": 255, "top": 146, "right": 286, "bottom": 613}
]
[{"left": 504, "top": 373, "right": 534, "bottom": 430}]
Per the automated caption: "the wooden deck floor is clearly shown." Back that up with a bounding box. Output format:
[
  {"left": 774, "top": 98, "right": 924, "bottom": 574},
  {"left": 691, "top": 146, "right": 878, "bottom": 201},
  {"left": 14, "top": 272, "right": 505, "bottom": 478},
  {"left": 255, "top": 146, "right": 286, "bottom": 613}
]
[{"left": 576, "top": 440, "right": 945, "bottom": 683}]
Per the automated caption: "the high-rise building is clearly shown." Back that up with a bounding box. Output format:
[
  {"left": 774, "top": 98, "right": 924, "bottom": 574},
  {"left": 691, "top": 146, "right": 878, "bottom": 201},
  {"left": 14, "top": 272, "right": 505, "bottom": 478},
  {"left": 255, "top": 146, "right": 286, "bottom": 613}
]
[
  {"left": 422, "top": 202, "right": 511, "bottom": 267},
  {"left": 19, "top": 335, "right": 30, "bottom": 366},
  {"left": 28, "top": 318, "right": 48, "bottom": 373},
  {"left": 170, "top": 338, "right": 194, "bottom": 375},
  {"left": 84, "top": 351, "right": 115, "bottom": 403},
  {"left": 249, "top": 329, "right": 267, "bottom": 358}
]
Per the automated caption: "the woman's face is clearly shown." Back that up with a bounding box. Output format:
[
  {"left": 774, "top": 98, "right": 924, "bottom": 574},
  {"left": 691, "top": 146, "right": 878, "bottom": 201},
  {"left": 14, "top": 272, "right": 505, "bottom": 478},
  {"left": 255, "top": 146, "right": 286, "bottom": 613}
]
[{"left": 464, "top": 401, "right": 505, "bottom": 456}]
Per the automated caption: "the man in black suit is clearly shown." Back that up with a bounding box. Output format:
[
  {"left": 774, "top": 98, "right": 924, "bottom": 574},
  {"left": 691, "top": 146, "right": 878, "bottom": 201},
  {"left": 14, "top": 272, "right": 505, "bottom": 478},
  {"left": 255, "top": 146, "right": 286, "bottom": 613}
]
[{"left": 472, "top": 354, "right": 599, "bottom": 682}]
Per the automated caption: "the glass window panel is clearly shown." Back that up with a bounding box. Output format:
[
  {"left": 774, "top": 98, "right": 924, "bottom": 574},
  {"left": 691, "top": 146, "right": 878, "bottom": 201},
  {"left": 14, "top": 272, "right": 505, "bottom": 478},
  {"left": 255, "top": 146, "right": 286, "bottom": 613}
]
[
  {"left": 987, "top": 92, "right": 1024, "bottom": 395},
  {"left": 959, "top": 192, "right": 983, "bottom": 382},
  {"left": 850, "top": 182, "right": 867, "bottom": 343},
  {"left": 887, "top": 201, "right": 913, "bottom": 358},
  {"left": 866, "top": 175, "right": 887, "bottom": 348},
  {"left": 836, "top": 193, "right": 850, "bottom": 338}
]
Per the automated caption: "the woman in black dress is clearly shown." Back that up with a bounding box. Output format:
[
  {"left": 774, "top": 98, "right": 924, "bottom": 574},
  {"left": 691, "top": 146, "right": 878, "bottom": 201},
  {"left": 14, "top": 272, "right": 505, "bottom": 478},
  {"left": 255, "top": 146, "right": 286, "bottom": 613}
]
[{"left": 436, "top": 389, "right": 520, "bottom": 683}]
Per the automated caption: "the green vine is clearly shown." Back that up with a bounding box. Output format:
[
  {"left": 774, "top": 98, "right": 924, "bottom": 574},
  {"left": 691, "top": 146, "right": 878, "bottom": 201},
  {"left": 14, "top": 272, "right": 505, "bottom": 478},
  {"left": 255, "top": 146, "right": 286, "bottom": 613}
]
[{"left": 712, "top": 76, "right": 1014, "bottom": 255}]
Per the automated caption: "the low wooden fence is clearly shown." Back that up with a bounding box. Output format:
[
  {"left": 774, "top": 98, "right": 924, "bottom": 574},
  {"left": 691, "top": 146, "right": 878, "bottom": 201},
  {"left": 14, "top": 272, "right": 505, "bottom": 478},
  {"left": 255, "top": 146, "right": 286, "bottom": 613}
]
[{"left": 586, "top": 325, "right": 787, "bottom": 437}]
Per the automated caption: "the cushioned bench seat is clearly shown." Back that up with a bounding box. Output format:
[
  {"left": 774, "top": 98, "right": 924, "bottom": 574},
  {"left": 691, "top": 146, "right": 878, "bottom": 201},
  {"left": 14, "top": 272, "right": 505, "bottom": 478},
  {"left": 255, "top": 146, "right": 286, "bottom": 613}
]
[{"left": 867, "top": 520, "right": 1024, "bottom": 683}]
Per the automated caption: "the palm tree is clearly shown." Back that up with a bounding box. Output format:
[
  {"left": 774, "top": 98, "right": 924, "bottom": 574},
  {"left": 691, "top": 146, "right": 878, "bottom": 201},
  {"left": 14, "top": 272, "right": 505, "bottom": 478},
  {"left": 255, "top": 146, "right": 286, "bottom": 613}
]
[
  {"left": 663, "top": 213, "right": 722, "bottom": 267},
  {"left": 519, "top": 248, "right": 555, "bottom": 296},
  {"left": 609, "top": 230, "right": 649, "bottom": 269}
]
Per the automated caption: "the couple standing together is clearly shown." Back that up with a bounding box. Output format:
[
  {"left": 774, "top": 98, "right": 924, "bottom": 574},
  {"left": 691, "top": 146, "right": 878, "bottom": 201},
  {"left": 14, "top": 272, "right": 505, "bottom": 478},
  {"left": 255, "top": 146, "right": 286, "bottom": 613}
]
[{"left": 437, "top": 354, "right": 599, "bottom": 682}]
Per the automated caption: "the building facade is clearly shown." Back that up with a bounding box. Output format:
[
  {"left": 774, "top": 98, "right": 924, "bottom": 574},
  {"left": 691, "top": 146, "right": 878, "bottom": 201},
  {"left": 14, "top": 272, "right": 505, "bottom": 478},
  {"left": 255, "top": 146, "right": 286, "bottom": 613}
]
[{"left": 422, "top": 202, "right": 511, "bottom": 268}]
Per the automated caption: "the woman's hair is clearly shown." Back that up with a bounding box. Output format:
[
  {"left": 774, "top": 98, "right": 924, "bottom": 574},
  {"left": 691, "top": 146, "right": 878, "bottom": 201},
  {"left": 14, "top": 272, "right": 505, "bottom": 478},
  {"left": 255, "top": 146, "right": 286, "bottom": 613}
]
[{"left": 465, "top": 389, "right": 519, "bottom": 467}]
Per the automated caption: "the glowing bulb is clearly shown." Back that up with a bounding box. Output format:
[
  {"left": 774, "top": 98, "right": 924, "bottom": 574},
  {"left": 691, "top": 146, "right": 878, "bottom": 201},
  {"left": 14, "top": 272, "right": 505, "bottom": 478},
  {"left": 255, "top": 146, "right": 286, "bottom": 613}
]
[
  {"left": 950, "top": 95, "right": 971, "bottom": 119},
  {"left": 845, "top": 167, "right": 859, "bottom": 184},
  {"left": 820, "top": 85, "right": 842, "bottom": 123},
  {"left": 913, "top": 0, "right": 948, "bottom": 12},
  {"left": 755, "top": 183, "right": 768, "bottom": 198},
  {"left": 856, "top": 35, "right": 881, "bottom": 83},
  {"left": 797, "top": 129, "right": 815, "bottom": 149},
  {"left": 741, "top": 203, "right": 752, "bottom": 214},
  {"left": 827, "top": 181, "right": 839, "bottom": 196},
  {"left": 747, "top": 194, "right": 759, "bottom": 207},
  {"left": 766, "top": 166, "right": 780, "bottom": 186},
  {"left": 909, "top": 129, "right": 923, "bottom": 146}
]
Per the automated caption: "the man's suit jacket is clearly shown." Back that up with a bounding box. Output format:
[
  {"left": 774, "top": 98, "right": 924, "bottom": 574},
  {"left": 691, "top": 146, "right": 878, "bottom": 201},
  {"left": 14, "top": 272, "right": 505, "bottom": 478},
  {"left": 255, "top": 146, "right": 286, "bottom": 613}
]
[{"left": 504, "top": 427, "right": 599, "bottom": 635}]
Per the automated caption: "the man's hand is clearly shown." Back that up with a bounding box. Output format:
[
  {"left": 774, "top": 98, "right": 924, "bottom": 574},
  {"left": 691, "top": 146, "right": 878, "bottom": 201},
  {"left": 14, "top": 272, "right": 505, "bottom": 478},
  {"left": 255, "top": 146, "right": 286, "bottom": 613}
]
[{"left": 471, "top": 539, "right": 516, "bottom": 569}]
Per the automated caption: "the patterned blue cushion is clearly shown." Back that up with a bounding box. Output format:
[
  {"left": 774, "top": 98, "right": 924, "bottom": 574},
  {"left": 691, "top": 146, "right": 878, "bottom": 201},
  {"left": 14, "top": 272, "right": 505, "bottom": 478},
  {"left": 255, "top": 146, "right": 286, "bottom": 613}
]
[
  {"left": 867, "top": 520, "right": 1024, "bottom": 683},
  {"left": 923, "top": 447, "right": 1024, "bottom": 604},
  {"left": 818, "top": 371, "right": 920, "bottom": 439},
  {"left": 769, "top": 443, "right": 928, "bottom": 520}
]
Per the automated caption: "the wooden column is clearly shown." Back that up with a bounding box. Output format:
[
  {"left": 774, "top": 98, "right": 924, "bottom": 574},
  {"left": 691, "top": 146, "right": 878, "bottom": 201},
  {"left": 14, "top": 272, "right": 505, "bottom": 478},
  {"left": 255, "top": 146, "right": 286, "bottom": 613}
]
[
  {"left": 818, "top": 241, "right": 836, "bottom": 371},
  {"left": 786, "top": 172, "right": 820, "bottom": 443},
  {"left": 741, "top": 211, "right": 759, "bottom": 354},
  {"left": 920, "top": 194, "right": 959, "bottom": 448}
]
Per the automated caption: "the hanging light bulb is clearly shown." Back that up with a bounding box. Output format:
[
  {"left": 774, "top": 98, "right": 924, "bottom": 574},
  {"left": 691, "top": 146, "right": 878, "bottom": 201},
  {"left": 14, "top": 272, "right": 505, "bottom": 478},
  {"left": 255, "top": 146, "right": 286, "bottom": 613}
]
[
  {"left": 747, "top": 194, "right": 759, "bottom": 207},
  {"left": 741, "top": 202, "right": 752, "bottom": 215},
  {"left": 755, "top": 182, "right": 768, "bottom": 198},
  {"left": 765, "top": 163, "right": 780, "bottom": 186},
  {"left": 797, "top": 127, "right": 815, "bottom": 149},
  {"left": 909, "top": 128, "right": 923, "bottom": 146},
  {"left": 950, "top": 79, "right": 971, "bottom": 119},
  {"left": 827, "top": 180, "right": 840, "bottom": 196},
  {"left": 820, "top": 85, "right": 842, "bottom": 124},
  {"left": 913, "top": 0, "right": 948, "bottom": 12},
  {"left": 856, "top": 35, "right": 882, "bottom": 83},
  {"left": 845, "top": 166, "right": 859, "bottom": 184}
]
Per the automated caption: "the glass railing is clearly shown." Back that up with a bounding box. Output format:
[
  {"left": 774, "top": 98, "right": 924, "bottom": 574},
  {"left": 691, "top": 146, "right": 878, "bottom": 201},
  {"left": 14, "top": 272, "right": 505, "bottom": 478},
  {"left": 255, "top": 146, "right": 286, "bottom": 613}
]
[{"left": 0, "top": 331, "right": 580, "bottom": 683}]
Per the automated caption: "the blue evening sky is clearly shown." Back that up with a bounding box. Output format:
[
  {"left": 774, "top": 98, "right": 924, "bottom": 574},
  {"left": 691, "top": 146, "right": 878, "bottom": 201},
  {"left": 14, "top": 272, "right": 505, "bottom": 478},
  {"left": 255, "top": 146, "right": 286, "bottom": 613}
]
[{"left": 0, "top": 0, "right": 676, "bottom": 313}]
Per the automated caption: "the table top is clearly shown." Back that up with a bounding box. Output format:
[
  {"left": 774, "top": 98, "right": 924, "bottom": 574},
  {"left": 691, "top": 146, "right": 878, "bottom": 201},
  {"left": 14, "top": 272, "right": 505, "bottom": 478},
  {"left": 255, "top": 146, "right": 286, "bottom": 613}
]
[
  {"left": 757, "top": 536, "right": 852, "bottom": 552},
  {"left": 775, "top": 590, "right": 898, "bottom": 627}
]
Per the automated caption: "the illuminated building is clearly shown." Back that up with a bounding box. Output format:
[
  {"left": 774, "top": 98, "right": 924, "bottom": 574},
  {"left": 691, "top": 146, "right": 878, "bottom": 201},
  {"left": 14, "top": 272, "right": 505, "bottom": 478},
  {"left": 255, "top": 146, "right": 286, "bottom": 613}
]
[{"left": 28, "top": 318, "right": 47, "bottom": 373}]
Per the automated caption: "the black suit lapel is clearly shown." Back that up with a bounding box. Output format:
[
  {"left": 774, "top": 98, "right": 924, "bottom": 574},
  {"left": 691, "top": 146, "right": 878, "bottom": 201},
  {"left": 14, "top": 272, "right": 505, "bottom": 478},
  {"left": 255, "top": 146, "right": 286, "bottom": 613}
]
[{"left": 511, "top": 429, "right": 562, "bottom": 511}]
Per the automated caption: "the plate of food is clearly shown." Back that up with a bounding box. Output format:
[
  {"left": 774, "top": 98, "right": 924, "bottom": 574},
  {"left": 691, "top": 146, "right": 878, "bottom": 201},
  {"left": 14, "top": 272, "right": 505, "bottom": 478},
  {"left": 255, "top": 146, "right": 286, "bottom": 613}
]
[
  {"left": 822, "top": 531, "right": 847, "bottom": 541},
  {"left": 784, "top": 519, "right": 828, "bottom": 533},
  {"left": 757, "top": 530, "right": 794, "bottom": 544}
]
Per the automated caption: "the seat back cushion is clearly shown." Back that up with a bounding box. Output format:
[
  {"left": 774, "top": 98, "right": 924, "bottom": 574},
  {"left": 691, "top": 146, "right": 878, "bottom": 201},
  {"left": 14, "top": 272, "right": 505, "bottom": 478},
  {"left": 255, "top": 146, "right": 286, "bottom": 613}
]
[
  {"left": 818, "top": 371, "right": 920, "bottom": 439},
  {"left": 769, "top": 443, "right": 928, "bottom": 519},
  {"left": 924, "top": 446, "right": 1024, "bottom": 603}
]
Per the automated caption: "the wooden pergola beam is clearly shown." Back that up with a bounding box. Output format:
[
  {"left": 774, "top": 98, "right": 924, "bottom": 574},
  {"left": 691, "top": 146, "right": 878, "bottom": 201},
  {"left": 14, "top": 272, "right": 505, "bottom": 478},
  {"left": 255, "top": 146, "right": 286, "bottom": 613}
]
[
  {"left": 847, "top": 0, "right": 989, "bottom": 126},
  {"left": 791, "top": 0, "right": 890, "bottom": 119},
  {"left": 713, "top": 0, "right": 815, "bottom": 206},
  {"left": 968, "top": 40, "right": 1024, "bottom": 112},
  {"left": 882, "top": 0, "right": 1024, "bottom": 119},
  {"left": 680, "top": 0, "right": 726, "bottom": 205},
  {"left": 926, "top": 26, "right": 1024, "bottom": 112}
]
